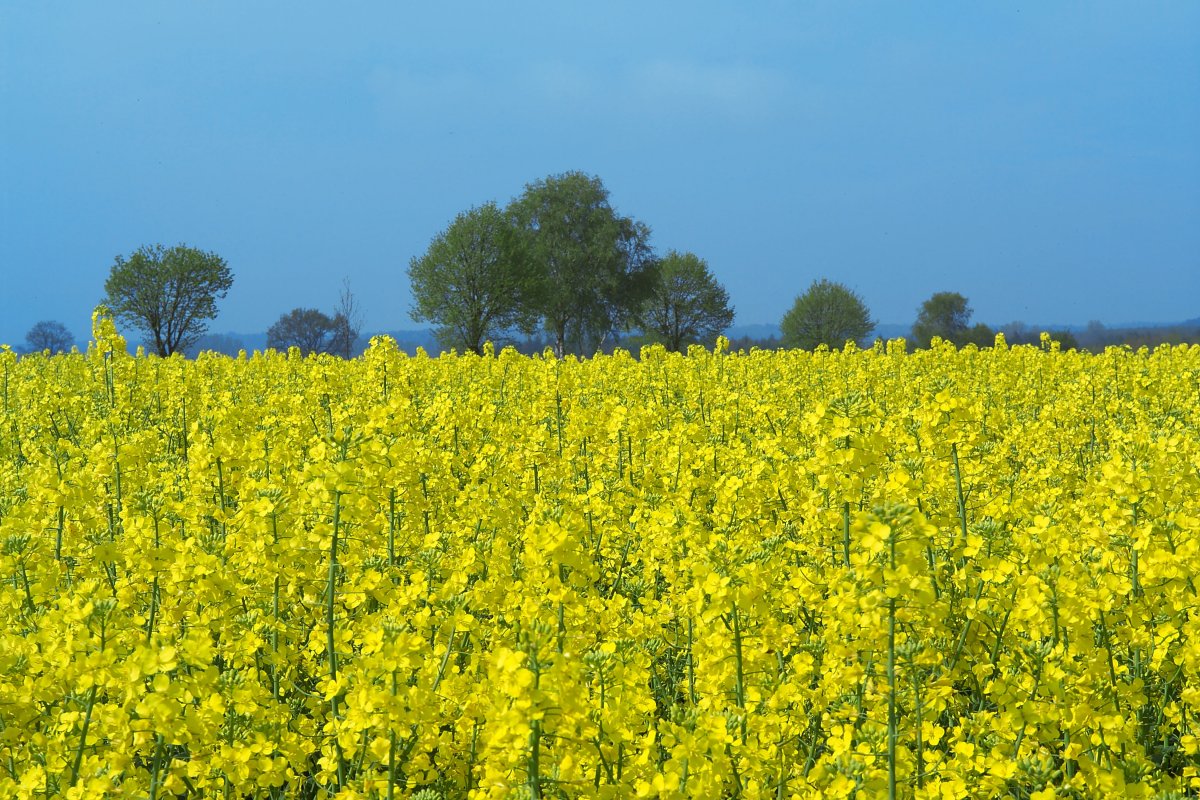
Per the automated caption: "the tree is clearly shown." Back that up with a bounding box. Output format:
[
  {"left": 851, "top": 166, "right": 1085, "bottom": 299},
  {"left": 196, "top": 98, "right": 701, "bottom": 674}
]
[
  {"left": 329, "top": 278, "right": 364, "bottom": 358},
  {"left": 267, "top": 309, "right": 338, "bottom": 355},
  {"left": 634, "top": 251, "right": 734, "bottom": 351},
  {"left": 1000, "top": 320, "right": 1034, "bottom": 345},
  {"left": 1080, "top": 320, "right": 1109, "bottom": 349},
  {"left": 25, "top": 320, "right": 75, "bottom": 354},
  {"left": 102, "top": 243, "right": 233, "bottom": 356},
  {"left": 779, "top": 279, "right": 875, "bottom": 350},
  {"left": 185, "top": 333, "right": 244, "bottom": 357},
  {"left": 1049, "top": 330, "right": 1080, "bottom": 350},
  {"left": 912, "top": 291, "right": 972, "bottom": 346},
  {"left": 509, "top": 172, "right": 656, "bottom": 356},
  {"left": 409, "top": 202, "right": 531, "bottom": 355},
  {"left": 962, "top": 322, "right": 996, "bottom": 347}
]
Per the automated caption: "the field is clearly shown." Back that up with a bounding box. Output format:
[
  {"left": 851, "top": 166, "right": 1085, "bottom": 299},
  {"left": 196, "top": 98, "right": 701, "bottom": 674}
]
[{"left": 1, "top": 315, "right": 1198, "bottom": 799}]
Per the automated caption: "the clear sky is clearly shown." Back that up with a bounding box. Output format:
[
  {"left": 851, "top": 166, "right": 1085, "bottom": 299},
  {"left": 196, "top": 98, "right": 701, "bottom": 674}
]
[{"left": 2, "top": 2, "right": 1198, "bottom": 347}]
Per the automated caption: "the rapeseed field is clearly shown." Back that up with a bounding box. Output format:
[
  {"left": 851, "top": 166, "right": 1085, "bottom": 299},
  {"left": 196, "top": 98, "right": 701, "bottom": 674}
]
[{"left": 1, "top": 311, "right": 1197, "bottom": 798}]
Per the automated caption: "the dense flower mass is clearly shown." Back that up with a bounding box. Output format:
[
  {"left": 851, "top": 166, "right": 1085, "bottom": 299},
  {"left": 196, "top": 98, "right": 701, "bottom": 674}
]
[{"left": 1, "top": 315, "right": 1198, "bottom": 799}]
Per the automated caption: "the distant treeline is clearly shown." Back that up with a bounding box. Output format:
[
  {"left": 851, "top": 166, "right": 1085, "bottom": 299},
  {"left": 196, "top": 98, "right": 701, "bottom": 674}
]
[
  {"left": 177, "top": 320, "right": 1200, "bottom": 360},
  {"left": 14, "top": 170, "right": 1199, "bottom": 358},
  {"left": 725, "top": 321, "right": 1200, "bottom": 354}
]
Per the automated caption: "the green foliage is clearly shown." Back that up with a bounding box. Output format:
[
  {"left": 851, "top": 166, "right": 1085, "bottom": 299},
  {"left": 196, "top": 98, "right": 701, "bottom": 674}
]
[
  {"left": 633, "top": 251, "right": 734, "bottom": 352},
  {"left": 961, "top": 322, "right": 996, "bottom": 347},
  {"left": 1001, "top": 323, "right": 1079, "bottom": 350},
  {"left": 102, "top": 243, "right": 233, "bottom": 356},
  {"left": 509, "top": 172, "right": 656, "bottom": 356},
  {"left": 912, "top": 291, "right": 972, "bottom": 347},
  {"left": 408, "top": 202, "right": 531, "bottom": 355},
  {"left": 24, "top": 321, "right": 74, "bottom": 354},
  {"left": 1050, "top": 330, "right": 1080, "bottom": 350},
  {"left": 779, "top": 279, "right": 874, "bottom": 350}
]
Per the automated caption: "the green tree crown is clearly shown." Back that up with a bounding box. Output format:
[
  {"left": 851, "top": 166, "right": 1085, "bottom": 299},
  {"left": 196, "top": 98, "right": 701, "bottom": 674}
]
[
  {"left": 408, "top": 202, "right": 532, "bottom": 355},
  {"left": 634, "top": 251, "right": 734, "bottom": 352},
  {"left": 780, "top": 279, "right": 874, "bottom": 350},
  {"left": 509, "top": 172, "right": 655, "bottom": 356},
  {"left": 912, "top": 291, "right": 972, "bottom": 346},
  {"left": 102, "top": 243, "right": 233, "bottom": 356}
]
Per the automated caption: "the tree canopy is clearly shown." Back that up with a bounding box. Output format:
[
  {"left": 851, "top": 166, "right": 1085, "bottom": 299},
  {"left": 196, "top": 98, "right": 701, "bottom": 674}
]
[
  {"left": 266, "top": 282, "right": 361, "bottom": 358},
  {"left": 961, "top": 322, "right": 997, "bottom": 348},
  {"left": 24, "top": 320, "right": 75, "bottom": 354},
  {"left": 102, "top": 243, "right": 233, "bottom": 356},
  {"left": 780, "top": 279, "right": 874, "bottom": 350},
  {"left": 912, "top": 291, "right": 972, "bottom": 346},
  {"left": 408, "top": 202, "right": 531, "bottom": 355},
  {"left": 267, "top": 308, "right": 340, "bottom": 356},
  {"left": 509, "top": 172, "right": 655, "bottom": 356},
  {"left": 634, "top": 251, "right": 734, "bottom": 352}
]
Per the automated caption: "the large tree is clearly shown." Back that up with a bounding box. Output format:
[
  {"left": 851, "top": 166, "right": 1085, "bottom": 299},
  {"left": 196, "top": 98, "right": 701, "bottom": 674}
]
[
  {"left": 267, "top": 308, "right": 339, "bottom": 355},
  {"left": 634, "top": 251, "right": 734, "bottom": 352},
  {"left": 509, "top": 172, "right": 656, "bottom": 356},
  {"left": 409, "top": 202, "right": 531, "bottom": 355},
  {"left": 912, "top": 291, "right": 972, "bottom": 346},
  {"left": 102, "top": 243, "right": 233, "bottom": 356},
  {"left": 780, "top": 279, "right": 875, "bottom": 350},
  {"left": 24, "top": 320, "right": 75, "bottom": 354}
]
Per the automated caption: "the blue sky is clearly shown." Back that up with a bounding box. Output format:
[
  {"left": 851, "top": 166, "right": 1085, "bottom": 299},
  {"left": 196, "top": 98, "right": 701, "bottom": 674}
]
[{"left": 2, "top": 2, "right": 1198, "bottom": 347}]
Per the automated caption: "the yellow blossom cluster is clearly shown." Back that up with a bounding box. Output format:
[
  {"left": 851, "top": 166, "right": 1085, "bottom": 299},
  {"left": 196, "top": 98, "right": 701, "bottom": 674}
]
[{"left": 1, "top": 314, "right": 1198, "bottom": 798}]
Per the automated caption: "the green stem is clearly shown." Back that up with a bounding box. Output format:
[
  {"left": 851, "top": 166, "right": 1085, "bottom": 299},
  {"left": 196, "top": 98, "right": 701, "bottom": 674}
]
[
  {"left": 55, "top": 506, "right": 65, "bottom": 561},
  {"left": 951, "top": 443, "right": 968, "bottom": 555},
  {"left": 687, "top": 617, "right": 696, "bottom": 704},
  {"left": 146, "top": 516, "right": 161, "bottom": 640},
  {"left": 528, "top": 655, "right": 542, "bottom": 799},
  {"left": 68, "top": 685, "right": 98, "bottom": 789},
  {"left": 326, "top": 490, "right": 346, "bottom": 790},
  {"left": 148, "top": 734, "right": 165, "bottom": 800},
  {"left": 886, "top": 527, "right": 898, "bottom": 800},
  {"left": 842, "top": 502, "right": 851, "bottom": 567},
  {"left": 271, "top": 512, "right": 281, "bottom": 704},
  {"left": 388, "top": 488, "right": 397, "bottom": 569},
  {"left": 387, "top": 669, "right": 398, "bottom": 800},
  {"left": 731, "top": 603, "right": 747, "bottom": 745},
  {"left": 912, "top": 670, "right": 924, "bottom": 788}
]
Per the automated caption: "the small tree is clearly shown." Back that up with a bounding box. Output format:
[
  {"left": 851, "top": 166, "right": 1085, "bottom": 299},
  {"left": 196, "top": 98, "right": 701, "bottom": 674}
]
[
  {"left": 24, "top": 320, "right": 75, "bottom": 354},
  {"left": 409, "top": 202, "right": 532, "bottom": 354},
  {"left": 1000, "top": 320, "right": 1035, "bottom": 346},
  {"left": 912, "top": 292, "right": 972, "bottom": 346},
  {"left": 1047, "top": 330, "right": 1080, "bottom": 350},
  {"left": 267, "top": 309, "right": 338, "bottom": 355},
  {"left": 961, "top": 322, "right": 996, "bottom": 347},
  {"left": 103, "top": 243, "right": 233, "bottom": 356},
  {"left": 780, "top": 279, "right": 874, "bottom": 350},
  {"left": 634, "top": 251, "right": 734, "bottom": 352},
  {"left": 186, "top": 333, "right": 244, "bottom": 357},
  {"left": 329, "top": 278, "right": 364, "bottom": 358}
]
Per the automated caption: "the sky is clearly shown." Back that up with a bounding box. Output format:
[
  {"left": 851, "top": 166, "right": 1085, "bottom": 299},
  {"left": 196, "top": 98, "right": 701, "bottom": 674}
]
[{"left": 2, "top": 1, "right": 1198, "bottom": 347}]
